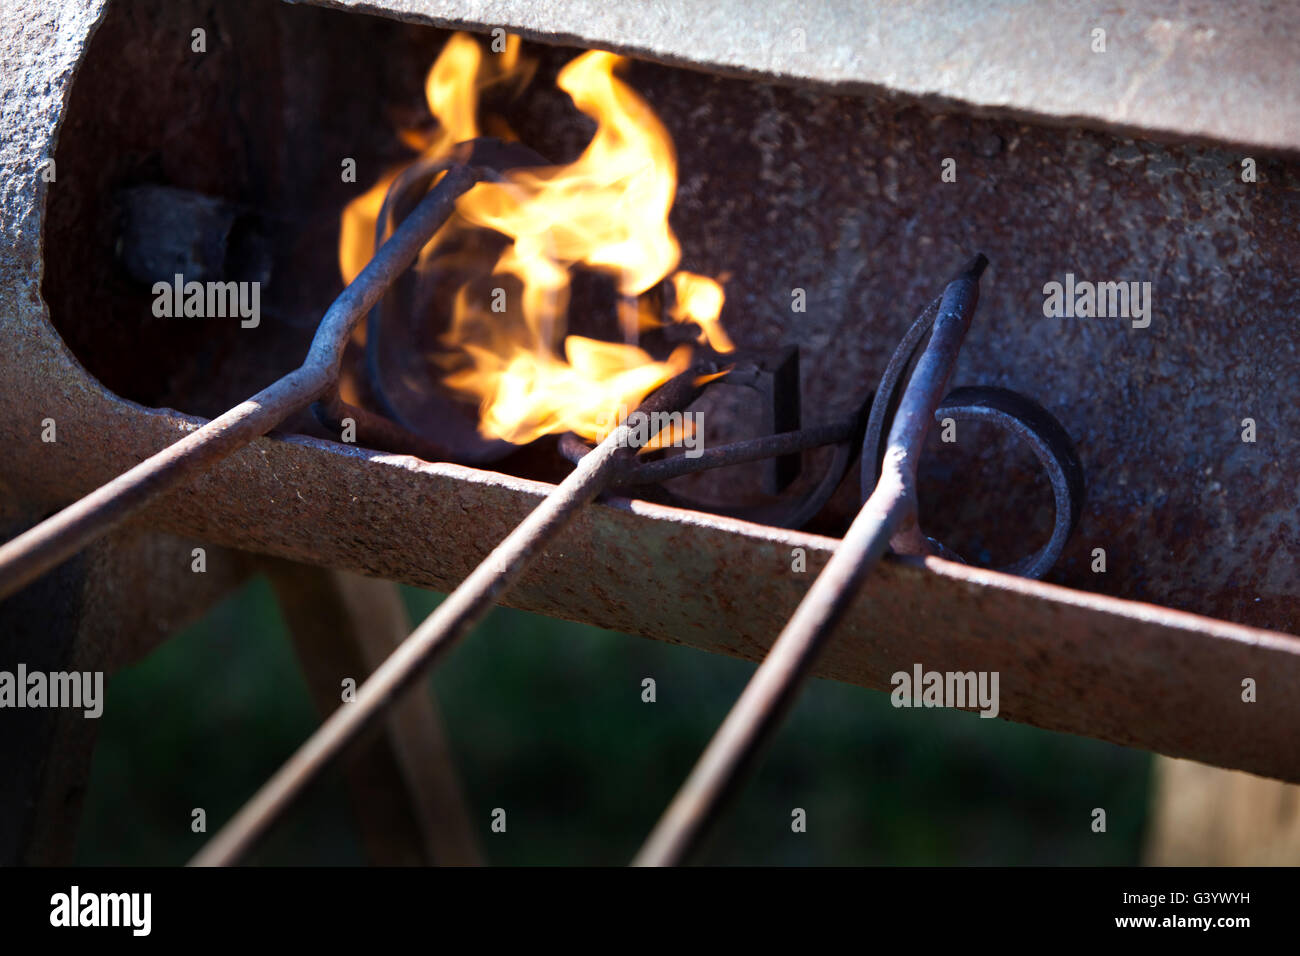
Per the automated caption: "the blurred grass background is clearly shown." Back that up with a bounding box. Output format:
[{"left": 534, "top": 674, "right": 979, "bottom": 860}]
[{"left": 75, "top": 575, "right": 1151, "bottom": 865}]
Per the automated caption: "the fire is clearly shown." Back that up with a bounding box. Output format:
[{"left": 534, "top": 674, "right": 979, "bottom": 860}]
[
  {"left": 669, "top": 271, "right": 733, "bottom": 353},
  {"left": 339, "top": 33, "right": 525, "bottom": 286},
  {"left": 340, "top": 33, "right": 731, "bottom": 445}
]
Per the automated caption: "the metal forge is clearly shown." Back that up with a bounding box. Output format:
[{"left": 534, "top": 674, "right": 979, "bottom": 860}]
[{"left": 2, "top": 0, "right": 1299, "bottom": 865}]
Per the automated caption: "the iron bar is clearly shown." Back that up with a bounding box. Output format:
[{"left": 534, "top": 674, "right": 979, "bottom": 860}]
[
  {"left": 557, "top": 416, "right": 858, "bottom": 486},
  {"left": 313, "top": 391, "right": 459, "bottom": 463},
  {"left": 0, "top": 164, "right": 485, "bottom": 602},
  {"left": 617, "top": 418, "right": 853, "bottom": 487},
  {"left": 759, "top": 346, "right": 801, "bottom": 494},
  {"left": 633, "top": 253, "right": 988, "bottom": 867},
  {"left": 190, "top": 370, "right": 705, "bottom": 866},
  {"left": 860, "top": 294, "right": 1082, "bottom": 576}
]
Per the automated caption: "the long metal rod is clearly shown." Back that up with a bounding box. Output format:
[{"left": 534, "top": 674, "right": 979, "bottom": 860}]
[
  {"left": 633, "top": 254, "right": 987, "bottom": 867},
  {"left": 0, "top": 165, "right": 484, "bottom": 602},
  {"left": 619, "top": 418, "right": 857, "bottom": 486},
  {"left": 191, "top": 372, "right": 703, "bottom": 866}
]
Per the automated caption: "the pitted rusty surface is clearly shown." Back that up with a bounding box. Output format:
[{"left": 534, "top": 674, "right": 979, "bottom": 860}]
[
  {"left": 23, "top": 0, "right": 1300, "bottom": 633},
  {"left": 3, "top": 0, "right": 1300, "bottom": 778},
  {"left": 638, "top": 73, "right": 1300, "bottom": 633},
  {"left": 305, "top": 0, "right": 1300, "bottom": 155}
]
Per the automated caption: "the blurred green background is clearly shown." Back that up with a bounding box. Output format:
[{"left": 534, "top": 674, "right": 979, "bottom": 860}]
[{"left": 75, "top": 576, "right": 1151, "bottom": 865}]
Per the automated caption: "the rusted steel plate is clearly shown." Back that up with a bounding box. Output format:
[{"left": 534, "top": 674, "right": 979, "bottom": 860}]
[{"left": 307, "top": 0, "right": 1300, "bottom": 155}]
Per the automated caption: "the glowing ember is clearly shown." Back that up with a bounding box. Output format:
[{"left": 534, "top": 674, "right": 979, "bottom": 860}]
[{"left": 340, "top": 33, "right": 732, "bottom": 445}]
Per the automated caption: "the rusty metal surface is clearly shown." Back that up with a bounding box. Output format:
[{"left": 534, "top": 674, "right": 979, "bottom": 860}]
[
  {"left": 22, "top": 0, "right": 1300, "bottom": 632},
  {"left": 11, "top": 408, "right": 1300, "bottom": 786},
  {"left": 305, "top": 0, "right": 1300, "bottom": 155},
  {"left": 2, "top": 0, "right": 1300, "bottom": 783},
  {"left": 0, "top": 163, "right": 484, "bottom": 601}
]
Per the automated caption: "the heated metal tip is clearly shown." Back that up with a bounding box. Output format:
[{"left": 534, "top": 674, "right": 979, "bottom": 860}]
[{"left": 953, "top": 253, "right": 989, "bottom": 283}]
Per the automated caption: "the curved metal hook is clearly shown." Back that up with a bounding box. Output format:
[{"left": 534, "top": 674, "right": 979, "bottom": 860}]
[
  {"left": 861, "top": 297, "right": 1084, "bottom": 579},
  {"left": 935, "top": 386, "right": 1085, "bottom": 579}
]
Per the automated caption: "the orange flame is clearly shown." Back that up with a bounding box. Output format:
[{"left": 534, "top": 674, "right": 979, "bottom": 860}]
[
  {"left": 340, "top": 34, "right": 731, "bottom": 445},
  {"left": 669, "top": 271, "right": 733, "bottom": 352},
  {"left": 339, "top": 33, "right": 519, "bottom": 285}
]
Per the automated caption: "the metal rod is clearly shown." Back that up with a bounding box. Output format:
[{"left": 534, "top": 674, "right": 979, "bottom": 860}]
[
  {"left": 313, "top": 391, "right": 459, "bottom": 463},
  {"left": 620, "top": 418, "right": 856, "bottom": 486},
  {"left": 190, "top": 371, "right": 704, "bottom": 866},
  {"left": 557, "top": 417, "right": 858, "bottom": 485},
  {"left": 633, "top": 254, "right": 987, "bottom": 867},
  {"left": 0, "top": 165, "right": 484, "bottom": 602}
]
